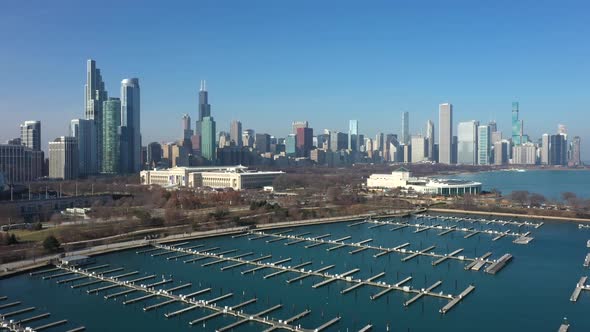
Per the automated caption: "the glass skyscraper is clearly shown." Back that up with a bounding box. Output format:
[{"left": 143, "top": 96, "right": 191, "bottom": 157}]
[
  {"left": 511, "top": 102, "right": 522, "bottom": 145},
  {"left": 120, "top": 78, "right": 141, "bottom": 173},
  {"left": 477, "top": 125, "right": 491, "bottom": 165},
  {"left": 70, "top": 118, "right": 96, "bottom": 175},
  {"left": 348, "top": 120, "right": 359, "bottom": 152},
  {"left": 401, "top": 112, "right": 409, "bottom": 145},
  {"left": 201, "top": 116, "right": 216, "bottom": 161},
  {"left": 102, "top": 97, "right": 121, "bottom": 174},
  {"left": 457, "top": 120, "right": 479, "bottom": 165},
  {"left": 85, "top": 59, "right": 108, "bottom": 172}
]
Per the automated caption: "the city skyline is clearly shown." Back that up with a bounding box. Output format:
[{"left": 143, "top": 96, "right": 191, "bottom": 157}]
[{"left": 1, "top": 1, "right": 589, "bottom": 158}]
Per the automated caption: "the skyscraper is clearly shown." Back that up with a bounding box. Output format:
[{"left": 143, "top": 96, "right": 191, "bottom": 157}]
[
  {"left": 296, "top": 127, "right": 313, "bottom": 157},
  {"left": 438, "top": 103, "right": 453, "bottom": 164},
  {"left": 477, "top": 125, "right": 491, "bottom": 165},
  {"left": 0, "top": 144, "right": 43, "bottom": 184},
  {"left": 550, "top": 134, "right": 567, "bottom": 166},
  {"left": 102, "top": 97, "right": 121, "bottom": 174},
  {"left": 570, "top": 136, "right": 581, "bottom": 167},
  {"left": 70, "top": 118, "right": 96, "bottom": 175},
  {"left": 426, "top": 120, "right": 434, "bottom": 161},
  {"left": 401, "top": 112, "right": 409, "bottom": 145},
  {"left": 230, "top": 120, "right": 243, "bottom": 147},
  {"left": 457, "top": 120, "right": 479, "bottom": 165},
  {"left": 285, "top": 134, "right": 297, "bottom": 157},
  {"left": 49, "top": 136, "right": 79, "bottom": 180},
  {"left": 511, "top": 102, "right": 523, "bottom": 145},
  {"left": 292, "top": 121, "right": 309, "bottom": 134},
  {"left": 541, "top": 134, "right": 550, "bottom": 165},
  {"left": 146, "top": 142, "right": 162, "bottom": 169},
  {"left": 195, "top": 80, "right": 211, "bottom": 138},
  {"left": 182, "top": 114, "right": 193, "bottom": 140},
  {"left": 20, "top": 121, "right": 41, "bottom": 151},
  {"left": 84, "top": 59, "right": 108, "bottom": 171},
  {"left": 348, "top": 120, "right": 359, "bottom": 152},
  {"left": 410, "top": 135, "right": 426, "bottom": 163},
  {"left": 494, "top": 140, "right": 509, "bottom": 165},
  {"left": 201, "top": 116, "right": 216, "bottom": 161},
  {"left": 120, "top": 78, "right": 141, "bottom": 173}
]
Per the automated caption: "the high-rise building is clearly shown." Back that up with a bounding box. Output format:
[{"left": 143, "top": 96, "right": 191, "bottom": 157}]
[
  {"left": 201, "top": 116, "right": 216, "bottom": 161},
  {"left": 218, "top": 132, "right": 230, "bottom": 148},
  {"left": 488, "top": 121, "right": 497, "bottom": 133},
  {"left": 401, "top": 112, "right": 409, "bottom": 145},
  {"left": 570, "top": 136, "right": 581, "bottom": 167},
  {"left": 511, "top": 102, "right": 523, "bottom": 145},
  {"left": 549, "top": 134, "right": 567, "bottom": 166},
  {"left": 0, "top": 144, "right": 43, "bottom": 184},
  {"left": 541, "top": 134, "right": 550, "bottom": 165},
  {"left": 493, "top": 140, "right": 509, "bottom": 165},
  {"left": 255, "top": 133, "right": 271, "bottom": 153},
  {"left": 285, "top": 134, "right": 297, "bottom": 157},
  {"left": 182, "top": 114, "right": 193, "bottom": 140},
  {"left": 195, "top": 80, "right": 211, "bottom": 138},
  {"left": 120, "top": 78, "right": 141, "bottom": 173},
  {"left": 410, "top": 135, "right": 426, "bottom": 163},
  {"left": 243, "top": 129, "right": 255, "bottom": 148},
  {"left": 70, "top": 119, "right": 97, "bottom": 176},
  {"left": 457, "top": 120, "right": 479, "bottom": 165},
  {"left": 491, "top": 131, "right": 502, "bottom": 144},
  {"left": 84, "top": 59, "right": 108, "bottom": 171},
  {"left": 512, "top": 142, "right": 536, "bottom": 165},
  {"left": 230, "top": 120, "right": 243, "bottom": 147},
  {"left": 348, "top": 120, "right": 359, "bottom": 152},
  {"left": 20, "top": 121, "right": 41, "bottom": 151},
  {"left": 329, "top": 131, "right": 348, "bottom": 152},
  {"left": 426, "top": 120, "right": 435, "bottom": 161},
  {"left": 477, "top": 125, "right": 491, "bottom": 165},
  {"left": 438, "top": 103, "right": 453, "bottom": 164},
  {"left": 101, "top": 97, "right": 122, "bottom": 174},
  {"left": 296, "top": 127, "right": 313, "bottom": 157},
  {"left": 146, "top": 142, "right": 162, "bottom": 169},
  {"left": 49, "top": 136, "right": 79, "bottom": 180}
]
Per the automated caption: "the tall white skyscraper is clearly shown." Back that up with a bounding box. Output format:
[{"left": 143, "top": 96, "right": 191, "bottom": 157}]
[
  {"left": 438, "top": 103, "right": 453, "bottom": 164},
  {"left": 458, "top": 120, "right": 479, "bottom": 165},
  {"left": 348, "top": 120, "right": 359, "bottom": 152},
  {"left": 477, "top": 125, "right": 491, "bottom": 165},
  {"left": 20, "top": 120, "right": 41, "bottom": 151},
  {"left": 401, "top": 112, "right": 409, "bottom": 145},
  {"left": 120, "top": 78, "right": 141, "bottom": 173},
  {"left": 411, "top": 135, "right": 426, "bottom": 163},
  {"left": 541, "top": 133, "right": 550, "bottom": 165},
  {"left": 426, "top": 120, "right": 434, "bottom": 161}
]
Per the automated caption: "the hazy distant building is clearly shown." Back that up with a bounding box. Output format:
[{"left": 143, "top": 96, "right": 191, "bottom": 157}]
[
  {"left": 292, "top": 121, "right": 308, "bottom": 134},
  {"left": 195, "top": 80, "right": 211, "bottom": 138},
  {"left": 49, "top": 136, "right": 79, "bottom": 180},
  {"left": 541, "top": 134, "right": 550, "bottom": 165},
  {"left": 348, "top": 120, "right": 359, "bottom": 152},
  {"left": 511, "top": 102, "right": 524, "bottom": 145},
  {"left": 457, "top": 120, "right": 479, "bottom": 165},
  {"left": 570, "top": 136, "right": 581, "bottom": 167},
  {"left": 329, "top": 131, "right": 348, "bottom": 152},
  {"left": 491, "top": 131, "right": 502, "bottom": 144},
  {"left": 20, "top": 121, "right": 41, "bottom": 151},
  {"left": 550, "top": 134, "right": 567, "bottom": 166},
  {"left": 494, "top": 140, "right": 509, "bottom": 165},
  {"left": 426, "top": 120, "right": 435, "bottom": 161},
  {"left": 438, "top": 103, "right": 453, "bottom": 164},
  {"left": 512, "top": 142, "right": 536, "bottom": 165},
  {"left": 230, "top": 120, "right": 243, "bottom": 147},
  {"left": 285, "top": 134, "right": 297, "bottom": 157},
  {"left": 182, "top": 114, "right": 193, "bottom": 141},
  {"left": 410, "top": 135, "right": 426, "bottom": 163},
  {"left": 201, "top": 116, "right": 216, "bottom": 162},
  {"left": 120, "top": 78, "right": 141, "bottom": 173},
  {"left": 243, "top": 129, "right": 255, "bottom": 148},
  {"left": 70, "top": 119, "right": 97, "bottom": 175},
  {"left": 146, "top": 142, "right": 162, "bottom": 169},
  {"left": 477, "top": 125, "right": 491, "bottom": 165},
  {"left": 401, "top": 112, "right": 409, "bottom": 145}
]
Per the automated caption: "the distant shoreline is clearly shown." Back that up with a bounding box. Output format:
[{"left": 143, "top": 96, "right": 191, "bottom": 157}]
[{"left": 428, "top": 207, "right": 590, "bottom": 223}]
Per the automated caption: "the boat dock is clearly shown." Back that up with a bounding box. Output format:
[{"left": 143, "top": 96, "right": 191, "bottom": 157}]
[
  {"left": 570, "top": 276, "right": 588, "bottom": 302},
  {"left": 484, "top": 254, "right": 513, "bottom": 275},
  {"left": 0, "top": 296, "right": 84, "bottom": 332},
  {"left": 439, "top": 285, "right": 475, "bottom": 314},
  {"left": 147, "top": 243, "right": 473, "bottom": 313},
  {"left": 419, "top": 214, "right": 543, "bottom": 229},
  {"left": 432, "top": 249, "right": 464, "bottom": 266},
  {"left": 40, "top": 264, "right": 341, "bottom": 332},
  {"left": 584, "top": 254, "right": 590, "bottom": 267},
  {"left": 403, "top": 281, "right": 442, "bottom": 307}
]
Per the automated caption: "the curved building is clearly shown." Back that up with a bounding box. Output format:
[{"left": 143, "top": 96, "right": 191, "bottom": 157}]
[{"left": 120, "top": 78, "right": 141, "bottom": 173}]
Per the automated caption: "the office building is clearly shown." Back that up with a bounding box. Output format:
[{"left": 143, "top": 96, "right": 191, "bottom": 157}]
[
  {"left": 243, "top": 129, "right": 255, "bottom": 147},
  {"left": 296, "top": 127, "right": 313, "bottom": 157},
  {"left": 491, "top": 131, "right": 502, "bottom": 144},
  {"left": 195, "top": 80, "right": 211, "bottom": 138},
  {"left": 292, "top": 121, "right": 308, "bottom": 134},
  {"left": 84, "top": 59, "right": 108, "bottom": 171},
  {"left": 550, "top": 134, "right": 567, "bottom": 166},
  {"left": 512, "top": 142, "right": 537, "bottom": 165},
  {"left": 146, "top": 142, "right": 162, "bottom": 169},
  {"left": 120, "top": 78, "right": 141, "bottom": 173},
  {"left": 0, "top": 144, "right": 43, "bottom": 184},
  {"left": 541, "top": 134, "right": 550, "bottom": 165},
  {"left": 201, "top": 116, "right": 216, "bottom": 161},
  {"left": 99, "top": 97, "right": 121, "bottom": 174},
  {"left": 70, "top": 119, "right": 97, "bottom": 175},
  {"left": 348, "top": 120, "right": 359, "bottom": 152},
  {"left": 426, "top": 120, "right": 435, "bottom": 161},
  {"left": 49, "top": 136, "right": 79, "bottom": 180},
  {"left": 230, "top": 120, "right": 243, "bottom": 147},
  {"left": 477, "top": 125, "right": 491, "bottom": 165},
  {"left": 410, "top": 135, "right": 426, "bottom": 163},
  {"left": 255, "top": 133, "right": 271, "bottom": 153},
  {"left": 570, "top": 136, "right": 581, "bottom": 167},
  {"left": 494, "top": 140, "right": 509, "bottom": 165},
  {"left": 457, "top": 120, "right": 479, "bottom": 165},
  {"left": 285, "top": 134, "right": 297, "bottom": 157},
  {"left": 401, "top": 112, "right": 409, "bottom": 145},
  {"left": 20, "top": 121, "right": 41, "bottom": 151},
  {"left": 438, "top": 103, "right": 453, "bottom": 164},
  {"left": 182, "top": 114, "right": 193, "bottom": 141},
  {"left": 511, "top": 102, "right": 524, "bottom": 145},
  {"left": 329, "top": 131, "right": 348, "bottom": 152}
]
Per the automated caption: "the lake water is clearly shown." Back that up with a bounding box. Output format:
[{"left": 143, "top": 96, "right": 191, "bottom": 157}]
[
  {"left": 1, "top": 214, "right": 589, "bottom": 331},
  {"left": 444, "top": 169, "right": 590, "bottom": 200}
]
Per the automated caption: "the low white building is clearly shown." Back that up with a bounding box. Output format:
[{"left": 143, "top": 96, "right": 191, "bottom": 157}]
[
  {"left": 140, "top": 165, "right": 284, "bottom": 190},
  {"left": 367, "top": 167, "right": 482, "bottom": 196}
]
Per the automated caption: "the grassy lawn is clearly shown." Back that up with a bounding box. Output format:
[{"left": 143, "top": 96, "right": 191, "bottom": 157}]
[{"left": 10, "top": 228, "right": 58, "bottom": 243}]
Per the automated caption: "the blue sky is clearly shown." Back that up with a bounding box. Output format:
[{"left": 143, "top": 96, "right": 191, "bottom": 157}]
[{"left": 1, "top": 0, "right": 589, "bottom": 157}]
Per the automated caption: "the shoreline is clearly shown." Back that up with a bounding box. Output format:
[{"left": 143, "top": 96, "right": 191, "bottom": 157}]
[
  {"left": 0, "top": 210, "right": 412, "bottom": 279},
  {"left": 428, "top": 207, "right": 590, "bottom": 223}
]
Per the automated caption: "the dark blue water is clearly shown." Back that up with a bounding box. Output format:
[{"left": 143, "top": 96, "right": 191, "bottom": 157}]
[
  {"left": 1, "top": 215, "right": 589, "bottom": 331},
  {"left": 445, "top": 170, "right": 590, "bottom": 200}
]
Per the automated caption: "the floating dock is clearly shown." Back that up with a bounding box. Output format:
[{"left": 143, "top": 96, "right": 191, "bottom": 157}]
[
  {"left": 0, "top": 297, "right": 83, "bottom": 332},
  {"left": 584, "top": 254, "right": 590, "bottom": 267},
  {"left": 485, "top": 254, "right": 513, "bottom": 275},
  {"left": 439, "top": 285, "right": 475, "bottom": 314},
  {"left": 570, "top": 276, "right": 588, "bottom": 302}
]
